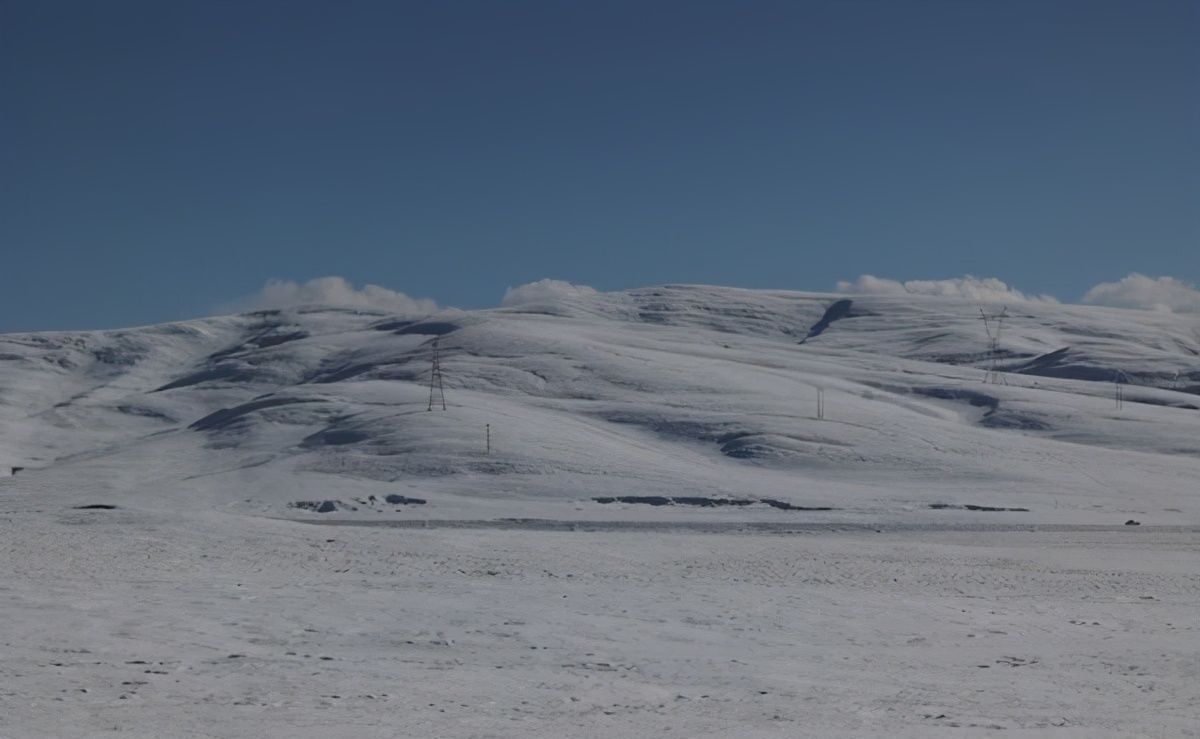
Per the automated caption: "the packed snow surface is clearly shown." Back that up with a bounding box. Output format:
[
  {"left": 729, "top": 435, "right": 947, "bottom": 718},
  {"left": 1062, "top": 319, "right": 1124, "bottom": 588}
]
[{"left": 2, "top": 284, "right": 1198, "bottom": 736}]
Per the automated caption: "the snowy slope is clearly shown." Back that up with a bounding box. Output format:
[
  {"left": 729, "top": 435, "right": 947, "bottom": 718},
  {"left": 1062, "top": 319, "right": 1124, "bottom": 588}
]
[{"left": 1, "top": 284, "right": 1198, "bottom": 523}]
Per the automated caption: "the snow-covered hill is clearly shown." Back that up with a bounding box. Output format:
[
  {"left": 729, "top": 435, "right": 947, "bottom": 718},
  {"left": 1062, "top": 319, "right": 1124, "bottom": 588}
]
[{"left": 2, "top": 284, "right": 1198, "bottom": 523}]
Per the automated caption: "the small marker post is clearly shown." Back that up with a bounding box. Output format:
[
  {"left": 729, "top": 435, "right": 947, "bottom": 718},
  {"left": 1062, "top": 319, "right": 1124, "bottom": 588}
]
[{"left": 486, "top": 423, "right": 491, "bottom": 454}]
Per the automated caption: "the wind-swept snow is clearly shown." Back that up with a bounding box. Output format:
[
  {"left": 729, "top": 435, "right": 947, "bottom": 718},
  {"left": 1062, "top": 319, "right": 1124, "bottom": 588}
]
[
  {"left": 1, "top": 493, "right": 1197, "bottom": 738},
  {"left": 1, "top": 284, "right": 1197, "bottom": 522},
  {"left": 3, "top": 285, "right": 1199, "bottom": 737}
]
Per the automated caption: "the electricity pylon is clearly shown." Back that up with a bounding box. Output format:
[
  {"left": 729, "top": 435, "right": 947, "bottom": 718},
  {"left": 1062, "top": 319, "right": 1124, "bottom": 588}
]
[
  {"left": 979, "top": 306, "right": 1009, "bottom": 385},
  {"left": 428, "top": 338, "right": 446, "bottom": 411}
]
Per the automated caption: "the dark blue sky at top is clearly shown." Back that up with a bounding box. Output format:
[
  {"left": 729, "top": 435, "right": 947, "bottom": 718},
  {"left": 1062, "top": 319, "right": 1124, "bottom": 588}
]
[{"left": 1, "top": 0, "right": 1196, "bottom": 330}]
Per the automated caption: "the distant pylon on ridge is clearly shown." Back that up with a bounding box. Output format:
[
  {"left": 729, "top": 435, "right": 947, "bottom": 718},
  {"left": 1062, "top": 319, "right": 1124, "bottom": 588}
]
[
  {"left": 428, "top": 338, "right": 446, "bottom": 411},
  {"left": 979, "top": 306, "right": 1009, "bottom": 385}
]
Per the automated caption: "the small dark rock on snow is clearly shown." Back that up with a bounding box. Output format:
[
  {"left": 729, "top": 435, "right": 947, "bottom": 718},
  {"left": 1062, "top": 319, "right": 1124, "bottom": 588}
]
[{"left": 384, "top": 494, "right": 426, "bottom": 505}]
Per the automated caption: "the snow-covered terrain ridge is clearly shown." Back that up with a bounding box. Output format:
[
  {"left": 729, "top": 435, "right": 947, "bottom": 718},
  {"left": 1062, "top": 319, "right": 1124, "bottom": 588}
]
[{"left": 2, "top": 284, "right": 1198, "bottom": 523}]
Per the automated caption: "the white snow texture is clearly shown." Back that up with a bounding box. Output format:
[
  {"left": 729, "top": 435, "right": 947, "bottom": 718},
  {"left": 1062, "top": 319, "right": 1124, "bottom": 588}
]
[{"left": 2, "top": 280, "right": 1199, "bottom": 737}]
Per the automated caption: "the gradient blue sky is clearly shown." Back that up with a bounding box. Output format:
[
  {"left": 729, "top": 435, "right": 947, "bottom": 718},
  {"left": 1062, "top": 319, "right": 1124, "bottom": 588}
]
[{"left": 2, "top": 0, "right": 1197, "bottom": 331}]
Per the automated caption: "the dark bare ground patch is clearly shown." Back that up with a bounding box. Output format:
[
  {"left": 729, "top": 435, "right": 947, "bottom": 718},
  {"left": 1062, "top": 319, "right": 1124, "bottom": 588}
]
[
  {"left": 929, "top": 503, "right": 1030, "bottom": 512},
  {"left": 594, "top": 496, "right": 834, "bottom": 511}
]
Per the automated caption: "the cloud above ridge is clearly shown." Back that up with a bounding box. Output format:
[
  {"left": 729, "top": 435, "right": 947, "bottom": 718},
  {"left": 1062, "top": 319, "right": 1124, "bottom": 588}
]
[
  {"left": 836, "top": 275, "right": 1058, "bottom": 303},
  {"left": 1082, "top": 273, "right": 1200, "bottom": 314},
  {"left": 231, "top": 276, "right": 437, "bottom": 314},
  {"left": 501, "top": 279, "right": 599, "bottom": 308}
]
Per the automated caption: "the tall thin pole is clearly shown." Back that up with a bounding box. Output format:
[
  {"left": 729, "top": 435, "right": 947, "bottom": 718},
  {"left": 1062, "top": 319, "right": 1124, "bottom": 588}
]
[
  {"left": 1114, "top": 369, "right": 1128, "bottom": 410},
  {"left": 486, "top": 423, "right": 491, "bottom": 454}
]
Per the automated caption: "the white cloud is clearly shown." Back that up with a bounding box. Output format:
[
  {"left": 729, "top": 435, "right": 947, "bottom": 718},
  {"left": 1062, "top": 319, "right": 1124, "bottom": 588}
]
[
  {"left": 232, "top": 276, "right": 437, "bottom": 314},
  {"left": 501, "top": 279, "right": 599, "bottom": 308},
  {"left": 834, "top": 275, "right": 910, "bottom": 296},
  {"left": 1082, "top": 274, "right": 1200, "bottom": 314},
  {"left": 837, "top": 275, "right": 1057, "bottom": 304}
]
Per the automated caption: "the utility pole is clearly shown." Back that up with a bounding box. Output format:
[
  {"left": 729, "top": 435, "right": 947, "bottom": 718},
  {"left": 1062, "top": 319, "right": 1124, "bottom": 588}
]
[{"left": 428, "top": 338, "right": 446, "bottom": 411}]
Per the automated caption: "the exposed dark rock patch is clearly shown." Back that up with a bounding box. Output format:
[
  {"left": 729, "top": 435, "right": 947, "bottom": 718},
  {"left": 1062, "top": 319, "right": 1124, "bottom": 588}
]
[
  {"left": 594, "top": 496, "right": 672, "bottom": 506},
  {"left": 74, "top": 504, "right": 117, "bottom": 510},
  {"left": 1010, "top": 347, "right": 1124, "bottom": 383},
  {"left": 91, "top": 346, "right": 143, "bottom": 366},
  {"left": 116, "top": 405, "right": 176, "bottom": 422},
  {"left": 308, "top": 357, "right": 422, "bottom": 384},
  {"left": 372, "top": 319, "right": 415, "bottom": 332},
  {"left": 191, "top": 397, "right": 324, "bottom": 432},
  {"left": 927, "top": 349, "right": 1029, "bottom": 365},
  {"left": 760, "top": 498, "right": 834, "bottom": 511},
  {"left": 914, "top": 387, "right": 999, "bottom": 412},
  {"left": 209, "top": 331, "right": 309, "bottom": 361},
  {"left": 593, "top": 496, "right": 835, "bottom": 511},
  {"left": 301, "top": 427, "right": 370, "bottom": 448},
  {"left": 252, "top": 331, "right": 309, "bottom": 349},
  {"left": 672, "top": 496, "right": 753, "bottom": 507},
  {"left": 1128, "top": 396, "right": 1200, "bottom": 410},
  {"left": 155, "top": 364, "right": 262, "bottom": 392},
  {"left": 716, "top": 431, "right": 850, "bottom": 459},
  {"left": 980, "top": 410, "right": 1051, "bottom": 431},
  {"left": 601, "top": 416, "right": 728, "bottom": 445},
  {"left": 801, "top": 299, "right": 855, "bottom": 342},
  {"left": 929, "top": 503, "right": 1030, "bottom": 512},
  {"left": 290, "top": 500, "right": 356, "bottom": 513},
  {"left": 915, "top": 387, "right": 1053, "bottom": 431},
  {"left": 384, "top": 494, "right": 426, "bottom": 505},
  {"left": 393, "top": 321, "right": 460, "bottom": 337}
]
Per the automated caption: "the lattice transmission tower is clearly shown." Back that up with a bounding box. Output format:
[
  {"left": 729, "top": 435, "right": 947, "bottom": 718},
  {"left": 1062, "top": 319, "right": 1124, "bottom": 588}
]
[
  {"left": 428, "top": 338, "right": 446, "bottom": 411},
  {"left": 979, "top": 306, "right": 1009, "bottom": 385}
]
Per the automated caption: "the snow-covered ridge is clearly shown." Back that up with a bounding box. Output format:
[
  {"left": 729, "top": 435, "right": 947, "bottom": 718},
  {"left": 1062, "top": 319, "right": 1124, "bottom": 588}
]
[{"left": 1, "top": 284, "right": 1197, "bottom": 522}]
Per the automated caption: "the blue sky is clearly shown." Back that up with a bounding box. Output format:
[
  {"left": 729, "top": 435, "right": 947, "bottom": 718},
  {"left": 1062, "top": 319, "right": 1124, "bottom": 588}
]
[{"left": 2, "top": 0, "right": 1196, "bottom": 331}]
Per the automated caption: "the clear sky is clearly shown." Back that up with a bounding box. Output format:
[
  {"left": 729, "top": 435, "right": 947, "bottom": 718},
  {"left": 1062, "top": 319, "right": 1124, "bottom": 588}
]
[{"left": 2, "top": 0, "right": 1197, "bottom": 331}]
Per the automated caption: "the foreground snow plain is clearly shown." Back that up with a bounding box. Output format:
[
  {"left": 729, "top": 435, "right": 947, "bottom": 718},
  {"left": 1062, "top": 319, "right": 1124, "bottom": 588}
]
[{"left": 2, "top": 284, "right": 1198, "bottom": 736}]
